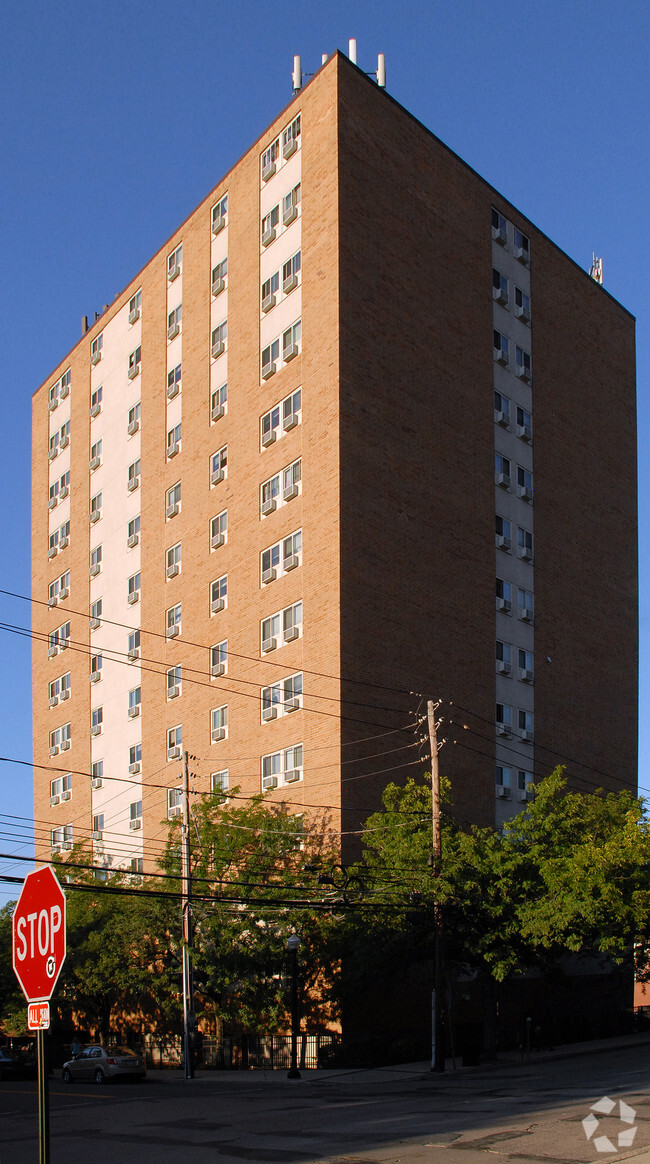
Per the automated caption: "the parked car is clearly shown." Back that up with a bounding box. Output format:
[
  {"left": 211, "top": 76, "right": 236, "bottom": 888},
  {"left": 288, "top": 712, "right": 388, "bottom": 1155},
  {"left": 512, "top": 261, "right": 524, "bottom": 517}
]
[
  {"left": 0, "top": 1045, "right": 37, "bottom": 1081},
  {"left": 61, "top": 1045, "right": 146, "bottom": 1084}
]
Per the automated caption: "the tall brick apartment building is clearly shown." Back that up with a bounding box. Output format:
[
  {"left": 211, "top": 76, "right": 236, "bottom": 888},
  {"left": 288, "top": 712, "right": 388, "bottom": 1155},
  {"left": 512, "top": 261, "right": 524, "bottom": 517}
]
[{"left": 33, "top": 51, "right": 637, "bottom": 874}]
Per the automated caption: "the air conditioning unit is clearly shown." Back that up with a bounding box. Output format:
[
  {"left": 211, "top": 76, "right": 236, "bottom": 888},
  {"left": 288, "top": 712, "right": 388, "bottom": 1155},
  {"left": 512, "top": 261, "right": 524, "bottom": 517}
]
[
  {"left": 60, "top": 639, "right": 70, "bottom": 651},
  {"left": 492, "top": 223, "right": 507, "bottom": 246},
  {"left": 90, "top": 671, "right": 101, "bottom": 684},
  {"left": 261, "top": 293, "right": 276, "bottom": 313},
  {"left": 168, "top": 262, "right": 181, "bottom": 281},
  {"left": 262, "top": 706, "right": 277, "bottom": 722},
  {"left": 262, "top": 568, "right": 277, "bottom": 585},
  {"left": 127, "top": 533, "right": 139, "bottom": 548},
  {"left": 283, "top": 137, "right": 298, "bottom": 160},
  {"left": 60, "top": 487, "right": 69, "bottom": 500},
  {"left": 517, "top": 423, "right": 532, "bottom": 442},
  {"left": 211, "top": 662, "right": 225, "bottom": 677},
  {"left": 61, "top": 790, "right": 71, "bottom": 802},
  {"left": 283, "top": 413, "right": 298, "bottom": 431},
  {"left": 127, "top": 591, "right": 140, "bottom": 605},
  {"left": 47, "top": 645, "right": 58, "bottom": 659},
  {"left": 515, "top": 304, "right": 531, "bottom": 323},
  {"left": 262, "top": 775, "right": 278, "bottom": 790},
  {"left": 167, "top": 323, "right": 180, "bottom": 341},
  {"left": 129, "top": 819, "right": 142, "bottom": 830},
  {"left": 48, "top": 447, "right": 58, "bottom": 461},
  {"left": 283, "top": 343, "right": 298, "bottom": 362},
  {"left": 211, "top": 404, "right": 225, "bottom": 422},
  {"left": 60, "top": 434, "right": 69, "bottom": 449},
  {"left": 496, "top": 598, "right": 511, "bottom": 613},
  {"left": 60, "top": 688, "right": 70, "bottom": 701},
  {"left": 91, "top": 777, "right": 103, "bottom": 789},
  {"left": 127, "top": 419, "right": 139, "bottom": 436},
  {"left": 495, "top": 535, "right": 511, "bottom": 552},
  {"left": 51, "top": 843, "right": 61, "bottom": 853},
  {"left": 283, "top": 484, "right": 299, "bottom": 502},
  {"left": 283, "top": 273, "right": 298, "bottom": 293},
  {"left": 49, "top": 746, "right": 59, "bottom": 757},
  {"left": 127, "top": 648, "right": 139, "bottom": 662},
  {"left": 520, "top": 729, "right": 534, "bottom": 742},
  {"left": 262, "top": 637, "right": 277, "bottom": 653},
  {"left": 261, "top": 429, "right": 276, "bottom": 447},
  {"left": 90, "top": 725, "right": 102, "bottom": 737},
  {"left": 59, "top": 536, "right": 69, "bottom": 550},
  {"left": 127, "top": 477, "right": 140, "bottom": 492},
  {"left": 492, "top": 286, "right": 508, "bottom": 306},
  {"left": 496, "top": 785, "right": 511, "bottom": 798},
  {"left": 166, "top": 381, "right": 180, "bottom": 401},
  {"left": 48, "top": 496, "right": 58, "bottom": 511},
  {"left": 89, "top": 510, "right": 100, "bottom": 523},
  {"left": 212, "top": 213, "right": 225, "bottom": 235},
  {"left": 89, "top": 455, "right": 100, "bottom": 471},
  {"left": 48, "top": 596, "right": 58, "bottom": 609},
  {"left": 261, "top": 361, "right": 277, "bottom": 381},
  {"left": 168, "top": 746, "right": 181, "bottom": 759},
  {"left": 129, "top": 762, "right": 140, "bottom": 775},
  {"left": 167, "top": 564, "right": 179, "bottom": 579},
  {"left": 169, "top": 805, "right": 182, "bottom": 818},
  {"left": 167, "top": 685, "right": 180, "bottom": 699},
  {"left": 128, "top": 706, "right": 140, "bottom": 719},
  {"left": 167, "top": 625, "right": 180, "bottom": 639},
  {"left": 128, "top": 364, "right": 140, "bottom": 380},
  {"left": 92, "top": 831, "right": 103, "bottom": 841},
  {"left": 284, "top": 697, "right": 300, "bottom": 712},
  {"left": 517, "top": 486, "right": 533, "bottom": 502},
  {"left": 496, "top": 473, "right": 510, "bottom": 490},
  {"left": 48, "top": 547, "right": 58, "bottom": 560},
  {"left": 496, "top": 662, "right": 511, "bottom": 675},
  {"left": 282, "top": 204, "right": 298, "bottom": 227},
  {"left": 261, "top": 160, "right": 276, "bottom": 181},
  {"left": 284, "top": 626, "right": 300, "bottom": 643},
  {"left": 261, "top": 498, "right": 276, "bottom": 517},
  {"left": 211, "top": 533, "right": 225, "bottom": 550},
  {"left": 128, "top": 307, "right": 140, "bottom": 324},
  {"left": 518, "top": 789, "right": 528, "bottom": 802},
  {"left": 519, "top": 607, "right": 533, "bottom": 623},
  {"left": 211, "top": 468, "right": 224, "bottom": 486},
  {"left": 494, "top": 409, "right": 508, "bottom": 426},
  {"left": 211, "top": 339, "right": 225, "bottom": 359},
  {"left": 48, "top": 398, "right": 59, "bottom": 412},
  {"left": 516, "top": 364, "right": 532, "bottom": 383},
  {"left": 518, "top": 546, "right": 533, "bottom": 562},
  {"left": 90, "top": 403, "right": 101, "bottom": 418},
  {"left": 90, "top": 617, "right": 100, "bottom": 630},
  {"left": 211, "top": 598, "right": 225, "bottom": 614},
  {"left": 62, "top": 841, "right": 73, "bottom": 851},
  {"left": 493, "top": 346, "right": 508, "bottom": 366},
  {"left": 50, "top": 795, "right": 60, "bottom": 806},
  {"left": 48, "top": 695, "right": 59, "bottom": 708},
  {"left": 89, "top": 563, "right": 101, "bottom": 577},
  {"left": 496, "top": 724, "right": 511, "bottom": 737},
  {"left": 211, "top": 277, "right": 225, "bottom": 297},
  {"left": 211, "top": 727, "right": 226, "bottom": 742},
  {"left": 90, "top": 351, "right": 102, "bottom": 366},
  {"left": 514, "top": 245, "right": 529, "bottom": 265},
  {"left": 284, "top": 769, "right": 300, "bottom": 783},
  {"left": 283, "top": 554, "right": 299, "bottom": 571}
]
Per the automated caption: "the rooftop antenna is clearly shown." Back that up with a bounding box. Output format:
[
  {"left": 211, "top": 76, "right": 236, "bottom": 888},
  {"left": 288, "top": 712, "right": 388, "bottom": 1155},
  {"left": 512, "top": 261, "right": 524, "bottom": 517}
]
[
  {"left": 589, "top": 254, "right": 603, "bottom": 285},
  {"left": 322, "top": 53, "right": 328, "bottom": 65},
  {"left": 376, "top": 53, "right": 386, "bottom": 88},
  {"left": 348, "top": 38, "right": 357, "bottom": 64},
  {"left": 292, "top": 55, "right": 302, "bottom": 93}
]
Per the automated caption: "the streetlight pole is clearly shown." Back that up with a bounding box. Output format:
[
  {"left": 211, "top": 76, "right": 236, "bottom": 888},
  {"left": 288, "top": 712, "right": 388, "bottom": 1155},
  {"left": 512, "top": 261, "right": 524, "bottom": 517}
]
[{"left": 287, "top": 933, "right": 301, "bottom": 1079}]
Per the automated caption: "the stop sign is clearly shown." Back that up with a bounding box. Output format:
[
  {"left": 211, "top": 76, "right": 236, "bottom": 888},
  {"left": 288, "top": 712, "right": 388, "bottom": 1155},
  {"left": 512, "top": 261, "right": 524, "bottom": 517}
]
[{"left": 12, "top": 866, "right": 66, "bottom": 1002}]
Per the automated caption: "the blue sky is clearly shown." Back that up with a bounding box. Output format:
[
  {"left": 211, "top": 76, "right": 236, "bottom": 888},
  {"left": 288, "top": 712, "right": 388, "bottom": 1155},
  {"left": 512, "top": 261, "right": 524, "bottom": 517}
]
[{"left": 1, "top": 0, "right": 648, "bottom": 906}]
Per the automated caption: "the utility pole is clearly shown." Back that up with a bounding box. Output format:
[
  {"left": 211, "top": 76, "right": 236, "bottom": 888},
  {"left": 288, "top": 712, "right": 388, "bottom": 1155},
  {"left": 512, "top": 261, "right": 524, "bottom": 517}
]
[
  {"left": 427, "top": 700, "right": 445, "bottom": 1073},
  {"left": 181, "top": 750, "right": 194, "bottom": 1080}
]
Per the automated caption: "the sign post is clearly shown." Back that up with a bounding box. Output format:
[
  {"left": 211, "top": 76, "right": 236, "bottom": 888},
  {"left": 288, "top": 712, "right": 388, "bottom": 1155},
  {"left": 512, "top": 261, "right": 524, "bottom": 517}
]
[{"left": 12, "top": 866, "right": 66, "bottom": 1164}]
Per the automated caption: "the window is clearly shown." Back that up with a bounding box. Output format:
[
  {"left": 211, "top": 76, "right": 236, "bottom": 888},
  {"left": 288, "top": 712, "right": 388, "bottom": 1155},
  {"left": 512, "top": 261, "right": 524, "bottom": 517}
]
[
  {"left": 51, "top": 824, "right": 73, "bottom": 849},
  {"left": 282, "top": 183, "right": 301, "bottom": 227},
  {"left": 90, "top": 600, "right": 102, "bottom": 629},
  {"left": 493, "top": 329, "right": 509, "bottom": 364},
  {"left": 166, "top": 481, "right": 181, "bottom": 518},
  {"left": 128, "top": 346, "right": 142, "bottom": 380},
  {"left": 495, "top": 515, "right": 511, "bottom": 551},
  {"left": 282, "top": 319, "right": 301, "bottom": 362},
  {"left": 49, "top": 723, "right": 71, "bottom": 753},
  {"left": 514, "top": 228, "right": 530, "bottom": 264},
  {"left": 496, "top": 765, "right": 511, "bottom": 789},
  {"left": 167, "top": 423, "right": 181, "bottom": 458},
  {"left": 166, "top": 542, "right": 181, "bottom": 577},
  {"left": 261, "top": 459, "right": 301, "bottom": 514},
  {"left": 167, "top": 665, "right": 182, "bottom": 699},
  {"left": 515, "top": 346, "right": 532, "bottom": 381},
  {"left": 167, "top": 603, "right": 182, "bottom": 637},
  {"left": 261, "top": 138, "right": 279, "bottom": 179},
  {"left": 261, "top": 672, "right": 303, "bottom": 720},
  {"left": 495, "top": 578, "right": 512, "bottom": 613},
  {"left": 168, "top": 786, "right": 182, "bottom": 816},
  {"left": 168, "top": 724, "right": 182, "bottom": 757},
  {"left": 90, "top": 439, "right": 102, "bottom": 471},
  {"left": 48, "top": 382, "right": 59, "bottom": 411},
  {"left": 92, "top": 759, "right": 103, "bottom": 785},
  {"left": 261, "top": 472, "right": 280, "bottom": 514},
  {"left": 211, "top": 705, "right": 228, "bottom": 741},
  {"left": 211, "top": 258, "right": 227, "bottom": 296},
  {"left": 90, "top": 333, "right": 103, "bottom": 365},
  {"left": 211, "top": 319, "right": 227, "bottom": 359},
  {"left": 211, "top": 640, "right": 228, "bottom": 677},
  {"left": 261, "top": 338, "right": 280, "bottom": 379},
  {"left": 50, "top": 772, "right": 72, "bottom": 802},
  {"left": 168, "top": 244, "right": 182, "bottom": 280},
  {"left": 90, "top": 653, "right": 102, "bottom": 682},
  {"left": 128, "top": 629, "right": 140, "bottom": 659},
  {"left": 127, "top": 571, "right": 141, "bottom": 605},
  {"left": 262, "top": 743, "right": 303, "bottom": 788},
  {"left": 262, "top": 270, "right": 280, "bottom": 311},
  {"left": 517, "top": 526, "right": 533, "bottom": 561},
  {"left": 91, "top": 706, "right": 103, "bottom": 733},
  {"left": 496, "top": 641, "right": 512, "bottom": 674},
  {"left": 48, "top": 621, "right": 70, "bottom": 658},
  {"left": 282, "top": 115, "right": 301, "bottom": 155},
  {"left": 167, "top": 363, "right": 182, "bottom": 399},
  {"left": 515, "top": 286, "right": 530, "bottom": 322},
  {"left": 48, "top": 430, "right": 59, "bottom": 460},
  {"left": 210, "top": 511, "right": 227, "bottom": 549},
  {"left": 128, "top": 686, "right": 141, "bottom": 717},
  {"left": 492, "top": 268, "right": 508, "bottom": 306},
  {"left": 129, "top": 743, "right": 142, "bottom": 769},
  {"left": 48, "top": 571, "right": 70, "bottom": 607},
  {"left": 210, "top": 575, "right": 228, "bottom": 613},
  {"left": 495, "top": 703, "right": 512, "bottom": 734},
  {"left": 212, "top": 194, "right": 228, "bottom": 234},
  {"left": 48, "top": 672, "right": 70, "bottom": 704},
  {"left": 167, "top": 304, "right": 182, "bottom": 340},
  {"left": 518, "top": 770, "right": 534, "bottom": 794},
  {"left": 518, "top": 587, "right": 534, "bottom": 621},
  {"left": 127, "top": 458, "right": 141, "bottom": 491},
  {"left": 516, "top": 465, "right": 533, "bottom": 501},
  {"left": 282, "top": 250, "right": 301, "bottom": 293},
  {"left": 211, "top": 381, "right": 227, "bottom": 422},
  {"left": 90, "top": 491, "right": 102, "bottom": 522},
  {"left": 212, "top": 770, "right": 229, "bottom": 795},
  {"left": 491, "top": 208, "right": 507, "bottom": 245},
  {"left": 128, "top": 402, "right": 141, "bottom": 436},
  {"left": 58, "top": 420, "right": 70, "bottom": 449},
  {"left": 130, "top": 801, "right": 143, "bottom": 825},
  {"left": 518, "top": 709, "right": 533, "bottom": 738},
  {"left": 261, "top": 205, "right": 280, "bottom": 246},
  {"left": 90, "top": 385, "right": 103, "bottom": 416},
  {"left": 129, "top": 289, "right": 142, "bottom": 323},
  {"left": 495, "top": 454, "right": 510, "bottom": 488},
  {"left": 48, "top": 479, "right": 60, "bottom": 509},
  {"left": 516, "top": 406, "right": 532, "bottom": 442},
  {"left": 127, "top": 515, "right": 141, "bottom": 547},
  {"left": 210, "top": 446, "right": 228, "bottom": 485},
  {"left": 261, "top": 530, "right": 302, "bottom": 584},
  {"left": 261, "top": 389, "right": 301, "bottom": 447},
  {"left": 518, "top": 649, "right": 534, "bottom": 680},
  {"left": 494, "top": 391, "right": 510, "bottom": 426},
  {"left": 92, "top": 814, "right": 104, "bottom": 837}
]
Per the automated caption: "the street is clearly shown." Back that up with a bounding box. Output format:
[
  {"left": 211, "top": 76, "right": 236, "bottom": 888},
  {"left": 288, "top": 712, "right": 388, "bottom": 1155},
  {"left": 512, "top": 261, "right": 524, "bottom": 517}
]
[{"left": 2, "top": 1037, "right": 650, "bottom": 1164}]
